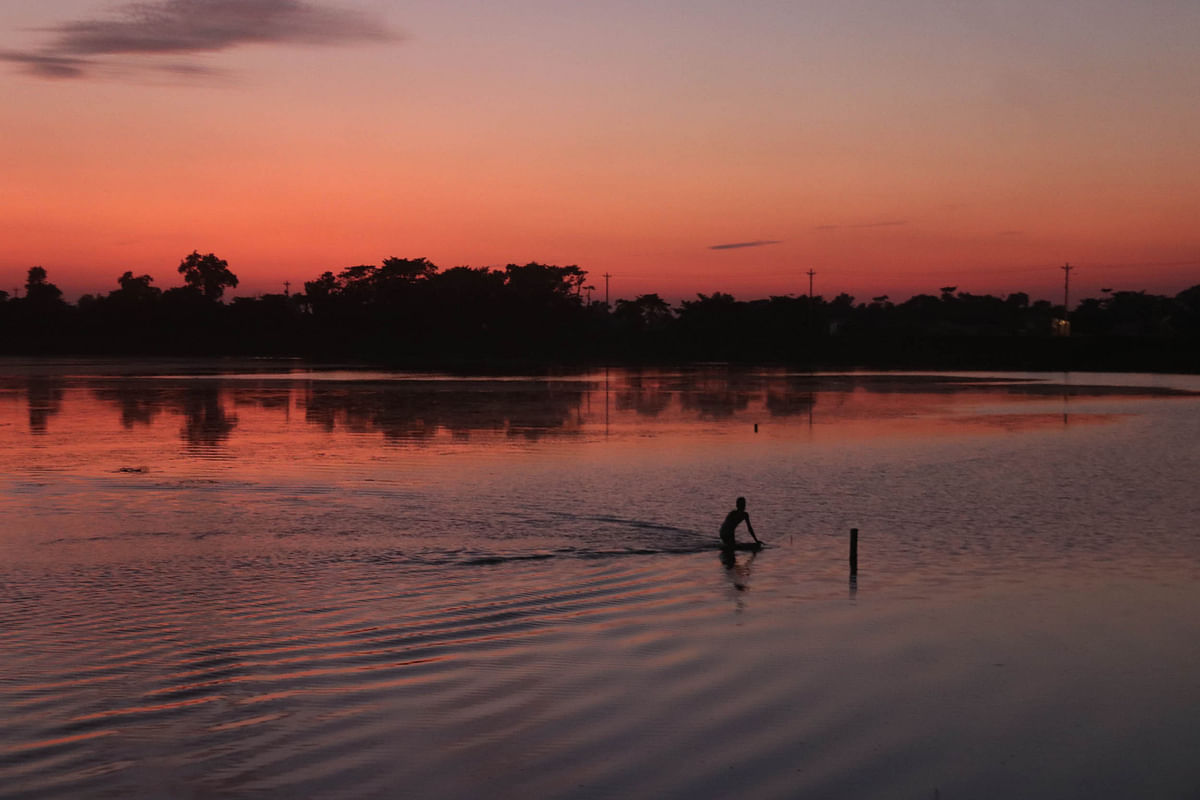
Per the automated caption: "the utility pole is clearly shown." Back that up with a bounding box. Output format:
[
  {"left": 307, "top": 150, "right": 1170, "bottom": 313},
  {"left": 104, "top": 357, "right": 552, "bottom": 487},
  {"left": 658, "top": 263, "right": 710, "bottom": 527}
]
[
  {"left": 1061, "top": 262, "right": 1073, "bottom": 315},
  {"left": 1057, "top": 262, "right": 1075, "bottom": 338},
  {"left": 603, "top": 272, "right": 612, "bottom": 307},
  {"left": 283, "top": 280, "right": 291, "bottom": 297},
  {"left": 806, "top": 269, "right": 817, "bottom": 343}
]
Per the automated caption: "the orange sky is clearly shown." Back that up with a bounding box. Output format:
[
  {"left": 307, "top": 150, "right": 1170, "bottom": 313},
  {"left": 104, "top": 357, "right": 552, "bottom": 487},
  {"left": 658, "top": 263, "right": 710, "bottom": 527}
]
[{"left": 2, "top": 1, "right": 1198, "bottom": 303}]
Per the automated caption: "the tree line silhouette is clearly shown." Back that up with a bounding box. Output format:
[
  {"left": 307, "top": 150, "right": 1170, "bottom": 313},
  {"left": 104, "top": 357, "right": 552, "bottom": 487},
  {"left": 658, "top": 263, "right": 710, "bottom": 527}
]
[{"left": 2, "top": 253, "right": 1198, "bottom": 370}]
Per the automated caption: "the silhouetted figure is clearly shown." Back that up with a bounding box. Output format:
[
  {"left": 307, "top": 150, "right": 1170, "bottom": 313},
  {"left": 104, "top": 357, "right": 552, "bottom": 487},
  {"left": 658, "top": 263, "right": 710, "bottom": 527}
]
[{"left": 719, "top": 496, "right": 761, "bottom": 549}]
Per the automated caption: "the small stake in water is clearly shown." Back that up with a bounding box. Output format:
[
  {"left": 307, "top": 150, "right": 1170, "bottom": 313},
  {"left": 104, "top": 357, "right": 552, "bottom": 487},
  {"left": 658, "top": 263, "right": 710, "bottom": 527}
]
[
  {"left": 849, "top": 528, "right": 858, "bottom": 576},
  {"left": 754, "top": 423, "right": 758, "bottom": 433}
]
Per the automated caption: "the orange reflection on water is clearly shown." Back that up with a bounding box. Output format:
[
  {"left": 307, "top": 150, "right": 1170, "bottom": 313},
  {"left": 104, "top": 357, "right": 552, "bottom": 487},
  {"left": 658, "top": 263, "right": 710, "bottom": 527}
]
[
  {"left": 69, "top": 695, "right": 220, "bottom": 722},
  {"left": 4, "top": 729, "right": 119, "bottom": 755},
  {"left": 2, "top": 368, "right": 1186, "bottom": 461}
]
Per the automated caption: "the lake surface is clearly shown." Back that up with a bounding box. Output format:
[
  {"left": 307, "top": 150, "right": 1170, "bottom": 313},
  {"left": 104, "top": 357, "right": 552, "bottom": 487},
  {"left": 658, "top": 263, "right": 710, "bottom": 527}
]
[{"left": 2, "top": 360, "right": 1199, "bottom": 799}]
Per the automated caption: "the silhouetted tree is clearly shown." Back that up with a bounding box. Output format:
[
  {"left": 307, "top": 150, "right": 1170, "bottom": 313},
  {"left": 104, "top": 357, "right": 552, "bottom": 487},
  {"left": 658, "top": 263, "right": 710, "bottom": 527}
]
[
  {"left": 178, "top": 251, "right": 238, "bottom": 300},
  {"left": 493, "top": 263, "right": 589, "bottom": 357},
  {"left": 1006, "top": 292, "right": 1030, "bottom": 310},
  {"left": 110, "top": 271, "right": 162, "bottom": 304},
  {"left": 2, "top": 267, "right": 72, "bottom": 351},
  {"left": 613, "top": 294, "right": 673, "bottom": 331},
  {"left": 1072, "top": 296, "right": 1111, "bottom": 335},
  {"left": 428, "top": 266, "right": 506, "bottom": 351},
  {"left": 676, "top": 292, "right": 745, "bottom": 358},
  {"left": 379, "top": 256, "right": 437, "bottom": 284},
  {"left": 1174, "top": 285, "right": 1200, "bottom": 336},
  {"left": 503, "top": 262, "right": 586, "bottom": 299},
  {"left": 333, "top": 264, "right": 379, "bottom": 304},
  {"left": 24, "top": 266, "right": 64, "bottom": 306},
  {"left": 227, "top": 294, "right": 307, "bottom": 354},
  {"left": 1106, "top": 291, "right": 1174, "bottom": 337},
  {"left": 3, "top": 251, "right": 1199, "bottom": 370},
  {"left": 827, "top": 293, "right": 856, "bottom": 334}
]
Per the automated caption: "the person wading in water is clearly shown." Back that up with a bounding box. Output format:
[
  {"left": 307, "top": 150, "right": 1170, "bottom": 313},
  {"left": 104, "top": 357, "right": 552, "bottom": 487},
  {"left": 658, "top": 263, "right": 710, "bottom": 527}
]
[{"left": 719, "top": 496, "right": 761, "bottom": 549}]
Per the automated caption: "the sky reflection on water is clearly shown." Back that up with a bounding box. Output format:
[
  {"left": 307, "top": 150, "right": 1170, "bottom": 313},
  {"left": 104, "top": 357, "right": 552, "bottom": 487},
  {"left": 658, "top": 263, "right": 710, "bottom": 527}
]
[{"left": 2, "top": 363, "right": 1200, "bottom": 799}]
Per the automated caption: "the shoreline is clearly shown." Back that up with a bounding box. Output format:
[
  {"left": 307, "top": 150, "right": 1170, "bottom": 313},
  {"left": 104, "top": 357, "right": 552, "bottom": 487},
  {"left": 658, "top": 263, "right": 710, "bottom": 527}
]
[{"left": 1, "top": 337, "right": 1198, "bottom": 377}]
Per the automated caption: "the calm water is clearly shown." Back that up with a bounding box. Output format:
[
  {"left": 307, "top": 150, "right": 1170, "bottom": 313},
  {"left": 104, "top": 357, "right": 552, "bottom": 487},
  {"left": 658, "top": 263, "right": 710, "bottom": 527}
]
[{"left": 2, "top": 360, "right": 1199, "bottom": 799}]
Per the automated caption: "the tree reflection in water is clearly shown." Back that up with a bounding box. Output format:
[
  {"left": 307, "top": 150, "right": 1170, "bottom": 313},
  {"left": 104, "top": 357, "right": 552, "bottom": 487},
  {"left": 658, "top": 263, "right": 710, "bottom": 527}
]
[
  {"left": 679, "top": 384, "right": 753, "bottom": 419},
  {"left": 50, "top": 369, "right": 835, "bottom": 448},
  {"left": 615, "top": 372, "right": 673, "bottom": 417},
  {"left": 303, "top": 381, "right": 586, "bottom": 443},
  {"left": 88, "top": 380, "right": 238, "bottom": 449},
  {"left": 179, "top": 384, "right": 239, "bottom": 450},
  {"left": 91, "top": 381, "right": 164, "bottom": 428},
  {"left": 24, "top": 376, "right": 65, "bottom": 435}
]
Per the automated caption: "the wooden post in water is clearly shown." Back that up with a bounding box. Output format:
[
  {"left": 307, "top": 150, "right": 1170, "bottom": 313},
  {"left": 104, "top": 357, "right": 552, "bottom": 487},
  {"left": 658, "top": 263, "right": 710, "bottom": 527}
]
[{"left": 849, "top": 528, "right": 858, "bottom": 576}]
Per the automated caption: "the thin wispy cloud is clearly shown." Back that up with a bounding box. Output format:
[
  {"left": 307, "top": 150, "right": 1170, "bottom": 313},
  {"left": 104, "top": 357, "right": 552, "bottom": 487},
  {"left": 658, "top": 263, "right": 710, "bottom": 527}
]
[
  {"left": 815, "top": 220, "right": 908, "bottom": 231},
  {"left": 709, "top": 240, "right": 782, "bottom": 251},
  {"left": 0, "top": 51, "right": 89, "bottom": 78},
  {"left": 2, "top": 0, "right": 397, "bottom": 80}
]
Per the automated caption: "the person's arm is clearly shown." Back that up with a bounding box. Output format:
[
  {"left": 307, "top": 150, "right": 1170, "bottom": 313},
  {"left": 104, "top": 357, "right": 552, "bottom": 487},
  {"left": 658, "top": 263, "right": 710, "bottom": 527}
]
[{"left": 745, "top": 514, "right": 760, "bottom": 543}]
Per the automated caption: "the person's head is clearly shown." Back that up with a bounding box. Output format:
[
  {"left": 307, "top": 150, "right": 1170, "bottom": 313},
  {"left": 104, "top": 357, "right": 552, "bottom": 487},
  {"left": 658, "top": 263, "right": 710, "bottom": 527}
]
[{"left": 736, "top": 496, "right": 746, "bottom": 510}]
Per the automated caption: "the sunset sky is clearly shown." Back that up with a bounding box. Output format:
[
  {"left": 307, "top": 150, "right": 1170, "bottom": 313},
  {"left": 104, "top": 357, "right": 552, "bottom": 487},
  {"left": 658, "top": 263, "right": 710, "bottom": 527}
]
[{"left": 2, "top": 0, "right": 1198, "bottom": 303}]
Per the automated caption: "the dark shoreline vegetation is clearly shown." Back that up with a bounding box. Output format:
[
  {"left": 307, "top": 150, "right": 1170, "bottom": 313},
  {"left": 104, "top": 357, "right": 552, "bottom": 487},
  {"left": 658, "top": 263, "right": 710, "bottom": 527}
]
[{"left": 3, "top": 254, "right": 1199, "bottom": 372}]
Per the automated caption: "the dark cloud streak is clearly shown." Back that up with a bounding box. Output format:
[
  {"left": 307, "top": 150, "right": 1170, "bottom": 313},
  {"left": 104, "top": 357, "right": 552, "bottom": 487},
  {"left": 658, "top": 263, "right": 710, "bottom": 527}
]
[
  {"left": 710, "top": 240, "right": 782, "bottom": 251},
  {"left": 0, "top": 51, "right": 91, "bottom": 78},
  {"left": 3, "top": 0, "right": 397, "bottom": 80}
]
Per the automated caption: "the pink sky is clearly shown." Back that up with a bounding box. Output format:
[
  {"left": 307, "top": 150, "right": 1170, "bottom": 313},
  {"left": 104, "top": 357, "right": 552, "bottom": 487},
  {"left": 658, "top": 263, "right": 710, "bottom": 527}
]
[{"left": 2, "top": 1, "right": 1198, "bottom": 303}]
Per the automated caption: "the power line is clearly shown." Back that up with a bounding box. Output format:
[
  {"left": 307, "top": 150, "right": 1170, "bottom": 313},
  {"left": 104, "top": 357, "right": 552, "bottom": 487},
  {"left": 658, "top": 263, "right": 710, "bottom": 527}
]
[{"left": 748, "top": 259, "right": 1200, "bottom": 278}]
